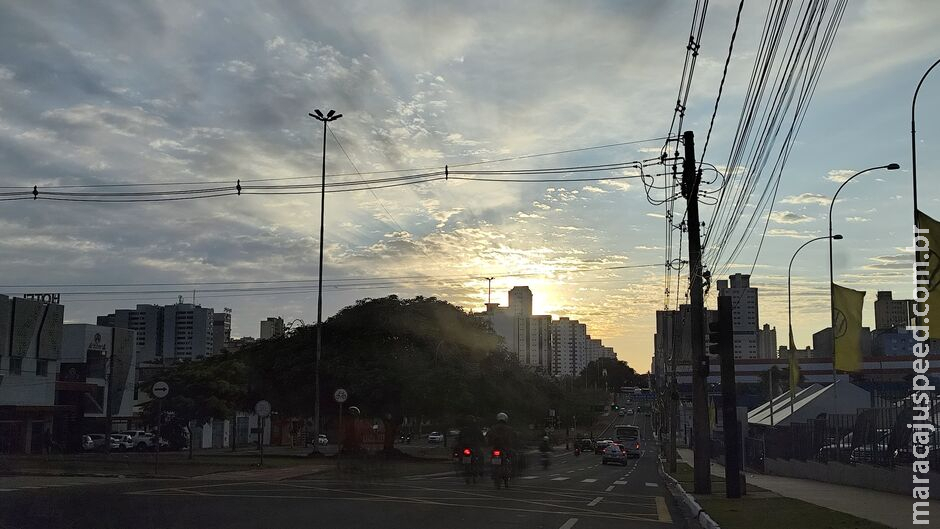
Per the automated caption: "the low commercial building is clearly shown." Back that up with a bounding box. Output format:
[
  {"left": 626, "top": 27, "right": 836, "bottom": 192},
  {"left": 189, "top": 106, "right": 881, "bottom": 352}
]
[{"left": 0, "top": 295, "right": 64, "bottom": 454}]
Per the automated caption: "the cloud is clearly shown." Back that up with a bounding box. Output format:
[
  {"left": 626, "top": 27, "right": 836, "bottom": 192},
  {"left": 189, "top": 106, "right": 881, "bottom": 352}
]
[
  {"left": 770, "top": 211, "right": 814, "bottom": 224},
  {"left": 766, "top": 229, "right": 813, "bottom": 239},
  {"left": 634, "top": 245, "right": 664, "bottom": 250},
  {"left": 864, "top": 254, "right": 910, "bottom": 270},
  {"left": 781, "top": 193, "right": 830, "bottom": 206},
  {"left": 645, "top": 213, "right": 664, "bottom": 219},
  {"left": 826, "top": 169, "right": 856, "bottom": 183},
  {"left": 581, "top": 185, "right": 606, "bottom": 193},
  {"left": 845, "top": 216, "right": 869, "bottom": 222},
  {"left": 41, "top": 104, "right": 166, "bottom": 137},
  {"left": 217, "top": 60, "right": 256, "bottom": 78},
  {"left": 0, "top": 65, "right": 13, "bottom": 80},
  {"left": 599, "top": 179, "right": 632, "bottom": 192}
]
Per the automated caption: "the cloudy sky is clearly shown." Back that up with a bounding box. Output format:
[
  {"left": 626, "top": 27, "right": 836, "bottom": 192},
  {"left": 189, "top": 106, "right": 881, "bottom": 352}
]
[{"left": 2, "top": 1, "right": 939, "bottom": 371}]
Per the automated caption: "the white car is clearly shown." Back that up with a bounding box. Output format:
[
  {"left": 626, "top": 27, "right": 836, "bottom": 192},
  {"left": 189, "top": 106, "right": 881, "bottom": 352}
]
[
  {"left": 427, "top": 432, "right": 444, "bottom": 444},
  {"left": 317, "top": 434, "right": 328, "bottom": 446},
  {"left": 110, "top": 434, "right": 133, "bottom": 451},
  {"left": 120, "top": 430, "right": 155, "bottom": 451}
]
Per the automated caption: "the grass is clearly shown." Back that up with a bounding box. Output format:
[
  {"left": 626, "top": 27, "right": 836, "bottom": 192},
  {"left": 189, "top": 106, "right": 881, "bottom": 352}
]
[{"left": 668, "top": 463, "right": 891, "bottom": 529}]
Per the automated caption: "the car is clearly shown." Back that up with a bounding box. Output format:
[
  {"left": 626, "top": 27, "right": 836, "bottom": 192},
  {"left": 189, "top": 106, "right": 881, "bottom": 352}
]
[
  {"left": 120, "top": 430, "right": 155, "bottom": 451},
  {"left": 594, "top": 439, "right": 613, "bottom": 454},
  {"left": 624, "top": 438, "right": 641, "bottom": 458},
  {"left": 618, "top": 410, "right": 625, "bottom": 417},
  {"left": 317, "top": 434, "right": 329, "bottom": 446},
  {"left": 427, "top": 431, "right": 444, "bottom": 444},
  {"left": 576, "top": 438, "right": 594, "bottom": 452},
  {"left": 850, "top": 429, "right": 892, "bottom": 465},
  {"left": 110, "top": 434, "right": 133, "bottom": 451},
  {"left": 626, "top": 408, "right": 635, "bottom": 415},
  {"left": 82, "top": 434, "right": 107, "bottom": 451},
  {"left": 602, "top": 444, "right": 628, "bottom": 465},
  {"left": 817, "top": 432, "right": 854, "bottom": 463}
]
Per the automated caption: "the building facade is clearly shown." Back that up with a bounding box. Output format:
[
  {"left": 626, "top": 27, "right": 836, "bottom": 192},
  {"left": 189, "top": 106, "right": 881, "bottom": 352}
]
[
  {"left": 213, "top": 309, "right": 232, "bottom": 354},
  {"left": 716, "top": 274, "right": 760, "bottom": 359},
  {"left": 162, "top": 303, "right": 214, "bottom": 361},
  {"left": 874, "top": 291, "right": 913, "bottom": 330},
  {"left": 99, "top": 304, "right": 165, "bottom": 363},
  {"left": 260, "top": 317, "right": 285, "bottom": 340},
  {"left": 757, "top": 324, "right": 778, "bottom": 359}
]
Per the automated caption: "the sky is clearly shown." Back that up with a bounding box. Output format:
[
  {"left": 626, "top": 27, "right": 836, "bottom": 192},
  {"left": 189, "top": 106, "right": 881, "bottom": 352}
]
[{"left": 2, "top": 1, "right": 940, "bottom": 372}]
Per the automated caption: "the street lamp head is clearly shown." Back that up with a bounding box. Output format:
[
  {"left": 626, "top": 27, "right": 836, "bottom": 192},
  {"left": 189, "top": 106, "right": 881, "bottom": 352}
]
[
  {"left": 832, "top": 234, "right": 844, "bottom": 240},
  {"left": 326, "top": 110, "right": 335, "bottom": 118},
  {"left": 332, "top": 113, "right": 343, "bottom": 120},
  {"left": 886, "top": 163, "right": 901, "bottom": 170},
  {"left": 313, "top": 109, "right": 324, "bottom": 118}
]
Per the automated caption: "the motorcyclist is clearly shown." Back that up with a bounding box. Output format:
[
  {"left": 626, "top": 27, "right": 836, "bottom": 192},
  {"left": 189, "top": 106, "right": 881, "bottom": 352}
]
[
  {"left": 538, "top": 435, "right": 552, "bottom": 453},
  {"left": 456, "top": 416, "right": 486, "bottom": 474},
  {"left": 488, "top": 412, "right": 515, "bottom": 453}
]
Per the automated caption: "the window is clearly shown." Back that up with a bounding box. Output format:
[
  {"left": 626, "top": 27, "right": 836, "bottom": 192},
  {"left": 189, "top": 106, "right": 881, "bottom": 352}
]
[
  {"left": 36, "top": 360, "right": 48, "bottom": 377},
  {"left": 10, "top": 357, "right": 23, "bottom": 375}
]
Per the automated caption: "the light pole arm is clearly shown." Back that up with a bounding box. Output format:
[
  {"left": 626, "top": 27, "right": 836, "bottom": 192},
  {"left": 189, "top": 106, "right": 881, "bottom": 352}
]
[{"left": 912, "top": 57, "right": 940, "bottom": 222}]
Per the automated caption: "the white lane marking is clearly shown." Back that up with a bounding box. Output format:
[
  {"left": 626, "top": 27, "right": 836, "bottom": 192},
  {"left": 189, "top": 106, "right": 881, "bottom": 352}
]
[
  {"left": 551, "top": 477, "right": 569, "bottom": 481},
  {"left": 613, "top": 480, "right": 627, "bottom": 485},
  {"left": 521, "top": 476, "right": 538, "bottom": 480},
  {"left": 0, "top": 489, "right": 16, "bottom": 492},
  {"left": 580, "top": 478, "right": 597, "bottom": 483},
  {"left": 587, "top": 496, "right": 603, "bottom": 507},
  {"left": 566, "top": 470, "right": 574, "bottom": 473},
  {"left": 645, "top": 482, "right": 658, "bottom": 487},
  {"left": 559, "top": 518, "right": 579, "bottom": 529},
  {"left": 604, "top": 485, "right": 614, "bottom": 492}
]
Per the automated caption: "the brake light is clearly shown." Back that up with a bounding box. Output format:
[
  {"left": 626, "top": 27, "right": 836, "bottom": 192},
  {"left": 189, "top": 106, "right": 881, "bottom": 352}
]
[
  {"left": 492, "top": 449, "right": 501, "bottom": 457},
  {"left": 463, "top": 448, "right": 471, "bottom": 456}
]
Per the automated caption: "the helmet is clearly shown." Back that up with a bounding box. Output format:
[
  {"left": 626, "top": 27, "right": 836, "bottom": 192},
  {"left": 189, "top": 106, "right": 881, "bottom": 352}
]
[
  {"left": 542, "top": 436, "right": 549, "bottom": 442},
  {"left": 496, "top": 412, "right": 508, "bottom": 423},
  {"left": 348, "top": 406, "right": 361, "bottom": 416}
]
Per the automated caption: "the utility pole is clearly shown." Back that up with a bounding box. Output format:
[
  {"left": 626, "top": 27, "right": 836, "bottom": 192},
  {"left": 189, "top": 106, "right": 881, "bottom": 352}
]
[
  {"left": 104, "top": 326, "right": 116, "bottom": 455},
  {"left": 717, "top": 295, "right": 742, "bottom": 498},
  {"left": 668, "top": 312, "right": 680, "bottom": 473},
  {"left": 680, "top": 130, "right": 711, "bottom": 494}
]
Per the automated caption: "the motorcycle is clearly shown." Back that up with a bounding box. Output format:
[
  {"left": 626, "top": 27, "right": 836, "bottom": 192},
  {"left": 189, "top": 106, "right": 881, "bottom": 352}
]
[
  {"left": 491, "top": 448, "right": 511, "bottom": 489},
  {"left": 574, "top": 447, "right": 581, "bottom": 457},
  {"left": 459, "top": 447, "right": 480, "bottom": 484}
]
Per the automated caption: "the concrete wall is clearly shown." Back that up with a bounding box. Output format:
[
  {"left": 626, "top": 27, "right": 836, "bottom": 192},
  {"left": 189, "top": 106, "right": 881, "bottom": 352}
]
[{"left": 764, "top": 457, "right": 940, "bottom": 499}]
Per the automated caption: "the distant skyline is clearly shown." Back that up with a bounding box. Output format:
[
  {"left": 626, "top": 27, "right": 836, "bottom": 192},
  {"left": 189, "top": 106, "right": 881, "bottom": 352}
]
[{"left": 2, "top": 1, "right": 940, "bottom": 371}]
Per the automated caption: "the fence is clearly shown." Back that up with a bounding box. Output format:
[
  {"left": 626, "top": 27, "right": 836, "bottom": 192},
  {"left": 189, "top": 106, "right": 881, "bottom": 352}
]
[{"left": 758, "top": 395, "right": 940, "bottom": 471}]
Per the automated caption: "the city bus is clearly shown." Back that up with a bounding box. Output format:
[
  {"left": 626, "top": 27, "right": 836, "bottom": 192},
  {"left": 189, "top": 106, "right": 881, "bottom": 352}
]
[{"left": 615, "top": 425, "right": 640, "bottom": 442}]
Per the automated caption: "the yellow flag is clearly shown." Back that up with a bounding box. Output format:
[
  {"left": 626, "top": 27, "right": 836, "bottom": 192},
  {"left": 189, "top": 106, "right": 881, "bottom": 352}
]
[
  {"left": 916, "top": 209, "right": 940, "bottom": 340},
  {"left": 788, "top": 327, "right": 800, "bottom": 392},
  {"left": 832, "top": 283, "right": 865, "bottom": 372}
]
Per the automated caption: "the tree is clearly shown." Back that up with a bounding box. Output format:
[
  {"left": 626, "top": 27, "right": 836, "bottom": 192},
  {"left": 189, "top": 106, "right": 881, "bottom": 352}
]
[{"left": 576, "top": 357, "right": 644, "bottom": 392}]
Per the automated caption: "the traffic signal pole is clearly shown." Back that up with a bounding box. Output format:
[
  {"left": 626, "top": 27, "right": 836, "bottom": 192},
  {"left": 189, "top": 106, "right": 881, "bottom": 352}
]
[
  {"left": 717, "top": 295, "right": 743, "bottom": 497},
  {"left": 680, "top": 131, "right": 712, "bottom": 494}
]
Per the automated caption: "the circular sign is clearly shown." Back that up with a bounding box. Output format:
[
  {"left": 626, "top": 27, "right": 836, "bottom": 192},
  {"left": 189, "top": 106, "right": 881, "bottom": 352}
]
[
  {"left": 334, "top": 388, "right": 348, "bottom": 403},
  {"left": 254, "top": 400, "right": 272, "bottom": 417},
  {"left": 152, "top": 381, "right": 169, "bottom": 399}
]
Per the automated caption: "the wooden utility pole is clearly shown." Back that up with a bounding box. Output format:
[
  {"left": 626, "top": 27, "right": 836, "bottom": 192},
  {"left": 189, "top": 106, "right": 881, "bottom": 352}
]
[{"left": 681, "top": 130, "right": 711, "bottom": 494}]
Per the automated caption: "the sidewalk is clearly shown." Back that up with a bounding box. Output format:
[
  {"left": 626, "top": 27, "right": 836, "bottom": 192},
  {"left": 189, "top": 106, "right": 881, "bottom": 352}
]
[{"left": 678, "top": 448, "right": 938, "bottom": 529}]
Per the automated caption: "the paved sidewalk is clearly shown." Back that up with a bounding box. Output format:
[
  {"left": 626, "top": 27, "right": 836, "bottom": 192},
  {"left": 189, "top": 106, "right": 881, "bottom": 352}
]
[{"left": 678, "top": 448, "right": 938, "bottom": 529}]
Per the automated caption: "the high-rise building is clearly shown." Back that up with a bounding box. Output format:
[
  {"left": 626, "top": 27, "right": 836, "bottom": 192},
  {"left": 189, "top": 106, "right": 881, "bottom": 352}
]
[
  {"left": 213, "top": 309, "right": 232, "bottom": 354},
  {"left": 874, "top": 291, "right": 914, "bottom": 330},
  {"left": 508, "top": 286, "right": 533, "bottom": 317},
  {"left": 481, "top": 291, "right": 551, "bottom": 373},
  {"left": 758, "top": 324, "right": 777, "bottom": 359},
  {"left": 99, "top": 304, "right": 165, "bottom": 363},
  {"left": 162, "top": 303, "right": 214, "bottom": 361},
  {"left": 716, "top": 274, "right": 759, "bottom": 359},
  {"left": 551, "top": 317, "right": 578, "bottom": 377},
  {"left": 260, "top": 317, "right": 285, "bottom": 340}
]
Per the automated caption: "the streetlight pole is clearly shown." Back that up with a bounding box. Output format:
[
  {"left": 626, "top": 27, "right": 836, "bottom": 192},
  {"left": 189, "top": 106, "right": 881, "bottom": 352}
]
[
  {"left": 911, "top": 58, "right": 940, "bottom": 227},
  {"left": 308, "top": 109, "right": 342, "bottom": 453},
  {"left": 828, "top": 164, "right": 899, "bottom": 405},
  {"left": 788, "top": 234, "right": 841, "bottom": 415}
]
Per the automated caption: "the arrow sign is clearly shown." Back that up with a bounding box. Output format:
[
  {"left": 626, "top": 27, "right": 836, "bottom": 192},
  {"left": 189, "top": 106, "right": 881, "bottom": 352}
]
[
  {"left": 255, "top": 400, "right": 272, "bottom": 418},
  {"left": 152, "top": 381, "right": 169, "bottom": 399}
]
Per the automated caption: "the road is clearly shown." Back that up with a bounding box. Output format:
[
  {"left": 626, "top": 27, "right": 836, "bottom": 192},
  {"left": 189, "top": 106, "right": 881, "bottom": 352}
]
[{"left": 0, "top": 413, "right": 682, "bottom": 529}]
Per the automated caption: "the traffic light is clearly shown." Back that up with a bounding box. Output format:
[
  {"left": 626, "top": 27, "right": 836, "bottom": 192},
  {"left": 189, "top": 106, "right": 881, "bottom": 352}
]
[
  {"left": 706, "top": 300, "right": 732, "bottom": 356},
  {"left": 707, "top": 320, "right": 723, "bottom": 355}
]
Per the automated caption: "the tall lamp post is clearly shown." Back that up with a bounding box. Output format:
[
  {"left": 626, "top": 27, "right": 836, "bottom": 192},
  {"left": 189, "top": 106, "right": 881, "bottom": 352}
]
[
  {"left": 788, "top": 234, "right": 842, "bottom": 415},
  {"left": 828, "top": 164, "right": 900, "bottom": 398},
  {"left": 308, "top": 109, "right": 342, "bottom": 452},
  {"left": 911, "top": 58, "right": 940, "bottom": 227}
]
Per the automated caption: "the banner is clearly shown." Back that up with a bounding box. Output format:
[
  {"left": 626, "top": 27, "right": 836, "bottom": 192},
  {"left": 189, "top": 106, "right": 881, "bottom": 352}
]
[
  {"left": 832, "top": 283, "right": 865, "bottom": 372},
  {"left": 916, "top": 209, "right": 940, "bottom": 339}
]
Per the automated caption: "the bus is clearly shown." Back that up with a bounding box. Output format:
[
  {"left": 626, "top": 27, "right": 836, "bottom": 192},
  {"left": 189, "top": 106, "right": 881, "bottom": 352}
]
[{"left": 615, "top": 425, "right": 640, "bottom": 442}]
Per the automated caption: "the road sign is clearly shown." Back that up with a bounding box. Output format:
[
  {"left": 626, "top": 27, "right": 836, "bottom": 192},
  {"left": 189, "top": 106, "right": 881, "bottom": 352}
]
[
  {"left": 255, "top": 399, "right": 272, "bottom": 417},
  {"left": 334, "top": 388, "right": 348, "bottom": 403},
  {"left": 152, "top": 381, "right": 169, "bottom": 399}
]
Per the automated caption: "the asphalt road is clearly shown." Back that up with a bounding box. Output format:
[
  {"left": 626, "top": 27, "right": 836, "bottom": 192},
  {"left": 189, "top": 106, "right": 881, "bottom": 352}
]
[{"left": 0, "top": 413, "right": 682, "bottom": 529}]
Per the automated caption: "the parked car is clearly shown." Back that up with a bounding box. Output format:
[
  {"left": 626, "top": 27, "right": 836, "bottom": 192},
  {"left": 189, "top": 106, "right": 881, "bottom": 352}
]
[
  {"left": 120, "top": 430, "right": 155, "bottom": 451},
  {"left": 594, "top": 439, "right": 612, "bottom": 454},
  {"left": 110, "top": 434, "right": 133, "bottom": 451},
  {"left": 850, "top": 429, "right": 892, "bottom": 465},
  {"left": 817, "top": 432, "right": 854, "bottom": 462},
  {"left": 317, "top": 434, "right": 329, "bottom": 446},
  {"left": 427, "top": 431, "right": 444, "bottom": 444},
  {"left": 602, "top": 443, "right": 628, "bottom": 465},
  {"left": 82, "top": 434, "right": 107, "bottom": 451}
]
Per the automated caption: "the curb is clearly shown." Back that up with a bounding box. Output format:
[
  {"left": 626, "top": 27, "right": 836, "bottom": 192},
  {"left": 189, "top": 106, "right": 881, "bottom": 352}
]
[{"left": 658, "top": 458, "right": 721, "bottom": 529}]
